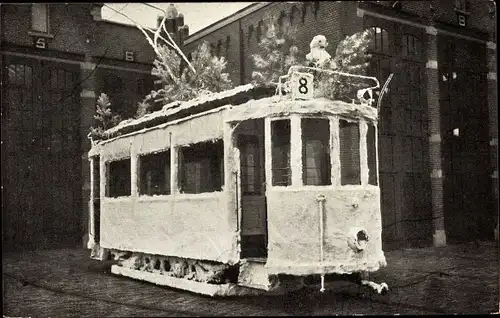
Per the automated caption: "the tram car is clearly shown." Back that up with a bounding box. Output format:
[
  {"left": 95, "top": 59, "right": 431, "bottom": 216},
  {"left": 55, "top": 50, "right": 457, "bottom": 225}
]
[{"left": 87, "top": 65, "right": 392, "bottom": 297}]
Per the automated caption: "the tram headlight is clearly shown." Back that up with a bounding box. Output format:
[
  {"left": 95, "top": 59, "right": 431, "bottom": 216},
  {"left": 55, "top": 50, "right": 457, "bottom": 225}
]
[{"left": 347, "top": 228, "right": 370, "bottom": 252}]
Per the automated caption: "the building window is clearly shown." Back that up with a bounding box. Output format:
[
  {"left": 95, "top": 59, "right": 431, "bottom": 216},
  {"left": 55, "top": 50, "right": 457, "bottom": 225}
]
[
  {"left": 225, "top": 35, "right": 231, "bottom": 56},
  {"left": 32, "top": 4, "right": 49, "bottom": 33},
  {"left": 106, "top": 158, "right": 131, "bottom": 197},
  {"left": 239, "top": 135, "right": 261, "bottom": 195},
  {"left": 139, "top": 151, "right": 171, "bottom": 196},
  {"left": 314, "top": 1, "right": 320, "bottom": 18},
  {"left": 302, "top": 2, "right": 310, "bottom": 23},
  {"left": 302, "top": 118, "right": 331, "bottom": 186},
  {"left": 179, "top": 140, "right": 224, "bottom": 194},
  {"left": 7, "top": 64, "right": 33, "bottom": 88},
  {"left": 278, "top": 11, "right": 286, "bottom": 33},
  {"left": 454, "top": 0, "right": 469, "bottom": 12},
  {"left": 339, "top": 120, "right": 361, "bottom": 185},
  {"left": 248, "top": 25, "right": 254, "bottom": 44},
  {"left": 257, "top": 21, "right": 264, "bottom": 43},
  {"left": 368, "top": 27, "right": 390, "bottom": 55},
  {"left": 367, "top": 124, "right": 378, "bottom": 186},
  {"left": 271, "top": 119, "right": 291, "bottom": 186},
  {"left": 216, "top": 39, "right": 222, "bottom": 57},
  {"left": 290, "top": 5, "right": 299, "bottom": 24},
  {"left": 402, "top": 34, "right": 421, "bottom": 57}
]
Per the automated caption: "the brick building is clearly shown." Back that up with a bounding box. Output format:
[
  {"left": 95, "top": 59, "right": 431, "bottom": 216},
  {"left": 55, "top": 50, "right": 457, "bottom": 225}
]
[
  {"left": 1, "top": 3, "right": 159, "bottom": 251},
  {"left": 180, "top": 1, "right": 498, "bottom": 249}
]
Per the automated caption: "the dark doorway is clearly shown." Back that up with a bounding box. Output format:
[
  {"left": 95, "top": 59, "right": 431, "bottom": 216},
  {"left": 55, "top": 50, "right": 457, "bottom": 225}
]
[
  {"left": 439, "top": 36, "right": 494, "bottom": 242},
  {"left": 236, "top": 119, "right": 268, "bottom": 258},
  {"left": 2, "top": 55, "right": 82, "bottom": 251}
]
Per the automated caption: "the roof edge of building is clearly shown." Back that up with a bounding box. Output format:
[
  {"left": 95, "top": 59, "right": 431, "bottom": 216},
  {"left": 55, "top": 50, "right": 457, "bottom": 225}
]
[{"left": 184, "top": 2, "right": 272, "bottom": 45}]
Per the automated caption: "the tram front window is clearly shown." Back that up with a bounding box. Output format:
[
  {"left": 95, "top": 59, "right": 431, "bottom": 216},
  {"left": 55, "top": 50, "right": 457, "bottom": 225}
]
[
  {"left": 339, "top": 120, "right": 361, "bottom": 185},
  {"left": 302, "top": 118, "right": 331, "bottom": 186},
  {"left": 271, "top": 119, "right": 291, "bottom": 186}
]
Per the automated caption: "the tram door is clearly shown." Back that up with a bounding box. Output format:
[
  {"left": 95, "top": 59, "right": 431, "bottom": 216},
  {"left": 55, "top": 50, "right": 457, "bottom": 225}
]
[{"left": 236, "top": 119, "right": 268, "bottom": 258}]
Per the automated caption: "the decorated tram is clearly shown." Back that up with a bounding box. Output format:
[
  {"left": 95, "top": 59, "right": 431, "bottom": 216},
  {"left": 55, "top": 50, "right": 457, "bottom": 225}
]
[{"left": 86, "top": 64, "right": 392, "bottom": 296}]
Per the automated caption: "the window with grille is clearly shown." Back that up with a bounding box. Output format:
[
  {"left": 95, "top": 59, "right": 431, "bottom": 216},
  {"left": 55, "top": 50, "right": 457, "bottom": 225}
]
[
  {"left": 271, "top": 119, "right": 291, "bottom": 186},
  {"left": 32, "top": 4, "right": 49, "bottom": 33},
  {"left": 302, "top": 118, "right": 331, "bottom": 186},
  {"left": 106, "top": 158, "right": 131, "bottom": 197},
  {"left": 339, "top": 120, "right": 361, "bottom": 185},
  {"left": 139, "top": 150, "right": 171, "bottom": 196},
  {"left": 402, "top": 34, "right": 421, "bottom": 57},
  {"left": 368, "top": 27, "right": 390, "bottom": 55},
  {"left": 7, "top": 64, "right": 33, "bottom": 88},
  {"left": 179, "top": 140, "right": 224, "bottom": 194},
  {"left": 454, "top": 0, "right": 469, "bottom": 12}
]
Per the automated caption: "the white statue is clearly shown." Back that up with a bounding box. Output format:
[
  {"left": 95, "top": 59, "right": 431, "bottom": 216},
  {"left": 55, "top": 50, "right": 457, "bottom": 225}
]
[{"left": 306, "top": 35, "right": 331, "bottom": 68}]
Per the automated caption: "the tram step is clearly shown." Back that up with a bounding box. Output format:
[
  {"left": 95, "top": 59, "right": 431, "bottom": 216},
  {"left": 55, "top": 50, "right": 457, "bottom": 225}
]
[{"left": 238, "top": 258, "right": 271, "bottom": 290}]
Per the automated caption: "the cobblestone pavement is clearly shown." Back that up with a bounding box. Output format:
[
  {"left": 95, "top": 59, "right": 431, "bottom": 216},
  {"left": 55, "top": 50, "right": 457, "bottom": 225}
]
[{"left": 3, "top": 242, "right": 499, "bottom": 316}]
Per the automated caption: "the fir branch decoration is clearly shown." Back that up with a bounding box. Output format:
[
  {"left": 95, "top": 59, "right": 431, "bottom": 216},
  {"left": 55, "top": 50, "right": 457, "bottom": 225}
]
[
  {"left": 251, "top": 15, "right": 301, "bottom": 86},
  {"left": 142, "top": 41, "right": 233, "bottom": 112},
  {"left": 89, "top": 93, "right": 122, "bottom": 140},
  {"left": 316, "top": 29, "right": 374, "bottom": 102}
]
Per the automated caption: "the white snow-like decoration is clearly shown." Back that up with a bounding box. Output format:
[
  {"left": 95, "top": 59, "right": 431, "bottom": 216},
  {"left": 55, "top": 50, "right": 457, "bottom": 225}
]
[
  {"left": 105, "top": 84, "right": 255, "bottom": 136},
  {"left": 306, "top": 35, "right": 332, "bottom": 68},
  {"left": 225, "top": 96, "right": 379, "bottom": 123}
]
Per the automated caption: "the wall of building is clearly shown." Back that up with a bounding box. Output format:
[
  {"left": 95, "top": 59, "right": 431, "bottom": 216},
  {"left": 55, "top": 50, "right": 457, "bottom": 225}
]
[
  {"left": 1, "top": 3, "right": 157, "bottom": 251},
  {"left": 181, "top": 0, "right": 497, "bottom": 249}
]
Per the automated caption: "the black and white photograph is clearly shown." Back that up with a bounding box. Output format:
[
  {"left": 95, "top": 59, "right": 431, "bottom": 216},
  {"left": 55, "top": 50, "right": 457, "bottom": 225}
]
[{"left": 1, "top": 1, "right": 499, "bottom": 316}]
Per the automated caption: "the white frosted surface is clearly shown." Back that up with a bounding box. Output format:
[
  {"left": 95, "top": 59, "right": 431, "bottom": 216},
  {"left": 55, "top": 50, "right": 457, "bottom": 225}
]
[
  {"left": 225, "top": 97, "right": 378, "bottom": 123},
  {"left": 100, "top": 193, "right": 239, "bottom": 264},
  {"left": 265, "top": 186, "right": 386, "bottom": 275}
]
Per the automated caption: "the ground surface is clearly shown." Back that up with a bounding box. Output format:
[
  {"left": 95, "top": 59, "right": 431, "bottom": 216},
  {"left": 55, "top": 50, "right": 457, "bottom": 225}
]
[{"left": 2, "top": 242, "right": 499, "bottom": 316}]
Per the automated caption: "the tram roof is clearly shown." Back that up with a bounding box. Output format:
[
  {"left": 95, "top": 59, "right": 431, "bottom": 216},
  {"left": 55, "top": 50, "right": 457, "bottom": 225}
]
[{"left": 98, "top": 83, "right": 378, "bottom": 142}]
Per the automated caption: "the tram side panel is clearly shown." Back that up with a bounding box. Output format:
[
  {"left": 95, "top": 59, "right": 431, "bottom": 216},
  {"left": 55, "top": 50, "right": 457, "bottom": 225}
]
[
  {"left": 96, "top": 109, "right": 240, "bottom": 264},
  {"left": 265, "top": 186, "right": 386, "bottom": 275}
]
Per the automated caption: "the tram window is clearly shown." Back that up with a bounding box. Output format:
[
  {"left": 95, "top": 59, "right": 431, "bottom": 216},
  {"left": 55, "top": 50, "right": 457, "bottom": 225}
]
[
  {"left": 179, "top": 139, "right": 224, "bottom": 194},
  {"left": 139, "top": 150, "right": 171, "bottom": 196},
  {"left": 271, "top": 119, "right": 291, "bottom": 186},
  {"left": 339, "top": 120, "right": 361, "bottom": 185},
  {"left": 106, "top": 158, "right": 131, "bottom": 197},
  {"left": 302, "top": 118, "right": 331, "bottom": 185},
  {"left": 367, "top": 124, "right": 378, "bottom": 186}
]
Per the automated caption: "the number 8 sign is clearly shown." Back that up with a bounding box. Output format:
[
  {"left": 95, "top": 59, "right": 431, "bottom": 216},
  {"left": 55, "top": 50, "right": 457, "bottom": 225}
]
[{"left": 291, "top": 72, "right": 314, "bottom": 100}]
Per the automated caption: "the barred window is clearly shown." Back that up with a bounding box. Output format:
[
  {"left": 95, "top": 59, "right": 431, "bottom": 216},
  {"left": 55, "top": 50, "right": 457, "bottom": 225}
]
[
  {"left": 402, "top": 34, "right": 421, "bottom": 57},
  {"left": 455, "top": 0, "right": 469, "bottom": 12},
  {"left": 368, "top": 27, "right": 390, "bottom": 55}
]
